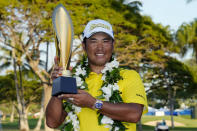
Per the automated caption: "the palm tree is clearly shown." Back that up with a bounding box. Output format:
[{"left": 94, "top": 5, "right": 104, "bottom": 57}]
[
  {"left": 0, "top": 45, "right": 12, "bottom": 72},
  {"left": 176, "top": 20, "right": 197, "bottom": 121},
  {"left": 176, "top": 20, "right": 197, "bottom": 63}
]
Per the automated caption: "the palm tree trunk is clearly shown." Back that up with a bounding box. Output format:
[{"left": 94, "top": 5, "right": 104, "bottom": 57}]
[
  {"left": 13, "top": 57, "right": 22, "bottom": 128},
  {"left": 168, "top": 86, "right": 174, "bottom": 128},
  {"left": 170, "top": 99, "right": 174, "bottom": 128},
  {"left": 18, "top": 65, "right": 25, "bottom": 113},
  {"left": 13, "top": 56, "right": 29, "bottom": 131},
  {"left": 10, "top": 102, "right": 15, "bottom": 122},
  {"left": 19, "top": 64, "right": 29, "bottom": 131}
]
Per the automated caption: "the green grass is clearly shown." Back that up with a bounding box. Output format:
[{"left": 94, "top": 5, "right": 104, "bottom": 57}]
[
  {"left": 140, "top": 115, "right": 197, "bottom": 131},
  {"left": 141, "top": 115, "right": 197, "bottom": 127},
  {"left": 1, "top": 115, "right": 197, "bottom": 131},
  {"left": 1, "top": 117, "right": 62, "bottom": 131},
  {"left": 1, "top": 117, "right": 45, "bottom": 131}
]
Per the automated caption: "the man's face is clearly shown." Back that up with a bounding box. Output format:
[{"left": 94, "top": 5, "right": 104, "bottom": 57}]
[{"left": 83, "top": 32, "right": 114, "bottom": 67}]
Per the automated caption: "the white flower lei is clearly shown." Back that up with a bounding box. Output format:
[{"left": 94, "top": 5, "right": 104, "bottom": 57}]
[{"left": 62, "top": 55, "right": 126, "bottom": 131}]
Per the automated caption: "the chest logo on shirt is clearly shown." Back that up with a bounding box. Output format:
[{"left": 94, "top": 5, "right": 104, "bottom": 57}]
[{"left": 136, "top": 94, "right": 145, "bottom": 100}]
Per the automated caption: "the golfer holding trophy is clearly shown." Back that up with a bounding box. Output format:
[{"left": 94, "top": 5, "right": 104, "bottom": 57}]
[
  {"left": 46, "top": 4, "right": 148, "bottom": 131},
  {"left": 51, "top": 4, "right": 77, "bottom": 96}
]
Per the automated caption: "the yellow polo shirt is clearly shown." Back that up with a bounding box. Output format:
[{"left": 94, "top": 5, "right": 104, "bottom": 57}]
[{"left": 77, "top": 69, "right": 148, "bottom": 131}]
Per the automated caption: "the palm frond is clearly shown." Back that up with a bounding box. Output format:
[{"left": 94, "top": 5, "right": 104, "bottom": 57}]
[
  {"left": 0, "top": 56, "right": 11, "bottom": 61},
  {"left": 127, "top": 0, "right": 142, "bottom": 7},
  {"left": 0, "top": 61, "right": 12, "bottom": 72}
]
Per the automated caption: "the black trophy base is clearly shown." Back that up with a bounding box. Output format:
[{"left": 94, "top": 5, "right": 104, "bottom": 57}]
[{"left": 52, "top": 76, "right": 77, "bottom": 96}]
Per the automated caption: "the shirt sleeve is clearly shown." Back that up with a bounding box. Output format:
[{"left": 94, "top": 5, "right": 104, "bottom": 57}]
[{"left": 119, "top": 70, "right": 148, "bottom": 114}]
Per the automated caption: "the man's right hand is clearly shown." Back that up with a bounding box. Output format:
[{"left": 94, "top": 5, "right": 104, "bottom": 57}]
[{"left": 51, "top": 56, "right": 63, "bottom": 80}]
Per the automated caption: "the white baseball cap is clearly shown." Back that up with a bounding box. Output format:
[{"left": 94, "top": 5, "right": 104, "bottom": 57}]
[{"left": 82, "top": 19, "right": 114, "bottom": 40}]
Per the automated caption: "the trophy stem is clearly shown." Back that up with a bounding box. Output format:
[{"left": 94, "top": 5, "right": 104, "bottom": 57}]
[{"left": 62, "top": 69, "right": 72, "bottom": 77}]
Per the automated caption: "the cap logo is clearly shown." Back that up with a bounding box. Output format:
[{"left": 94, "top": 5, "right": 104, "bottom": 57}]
[{"left": 89, "top": 23, "right": 110, "bottom": 31}]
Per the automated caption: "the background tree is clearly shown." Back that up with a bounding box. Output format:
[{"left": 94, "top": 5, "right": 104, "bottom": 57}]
[
  {"left": 0, "top": 73, "right": 16, "bottom": 121},
  {"left": 143, "top": 57, "right": 196, "bottom": 128},
  {"left": 0, "top": 70, "right": 42, "bottom": 122},
  {"left": 0, "top": 0, "right": 52, "bottom": 130},
  {"left": 185, "top": 58, "right": 197, "bottom": 99},
  {"left": 176, "top": 20, "right": 197, "bottom": 63}
]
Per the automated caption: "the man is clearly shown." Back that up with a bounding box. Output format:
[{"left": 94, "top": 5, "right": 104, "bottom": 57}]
[{"left": 46, "top": 19, "right": 148, "bottom": 131}]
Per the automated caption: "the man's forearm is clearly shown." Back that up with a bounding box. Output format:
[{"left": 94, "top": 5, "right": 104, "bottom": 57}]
[
  {"left": 46, "top": 96, "right": 67, "bottom": 128},
  {"left": 99, "top": 102, "right": 143, "bottom": 123},
  {"left": 57, "top": 90, "right": 144, "bottom": 123}
]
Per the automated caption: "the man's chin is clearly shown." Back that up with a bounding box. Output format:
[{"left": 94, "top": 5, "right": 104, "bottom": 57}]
[
  {"left": 94, "top": 62, "right": 106, "bottom": 66},
  {"left": 91, "top": 61, "right": 108, "bottom": 67}
]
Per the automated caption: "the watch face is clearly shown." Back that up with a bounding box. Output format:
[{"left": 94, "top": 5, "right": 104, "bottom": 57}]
[{"left": 95, "top": 103, "right": 103, "bottom": 109}]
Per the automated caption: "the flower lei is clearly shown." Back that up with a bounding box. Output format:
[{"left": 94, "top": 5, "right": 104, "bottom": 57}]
[{"left": 62, "top": 55, "right": 127, "bottom": 131}]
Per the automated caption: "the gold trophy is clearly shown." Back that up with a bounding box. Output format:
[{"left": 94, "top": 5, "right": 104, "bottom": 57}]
[{"left": 51, "top": 4, "right": 77, "bottom": 96}]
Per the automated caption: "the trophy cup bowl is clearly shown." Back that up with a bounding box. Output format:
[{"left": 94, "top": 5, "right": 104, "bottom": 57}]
[{"left": 51, "top": 4, "right": 77, "bottom": 96}]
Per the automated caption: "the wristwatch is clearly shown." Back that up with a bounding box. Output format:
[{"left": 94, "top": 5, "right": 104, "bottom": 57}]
[{"left": 93, "top": 99, "right": 103, "bottom": 110}]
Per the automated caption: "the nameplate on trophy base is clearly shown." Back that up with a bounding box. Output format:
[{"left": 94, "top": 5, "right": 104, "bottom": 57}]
[{"left": 52, "top": 76, "right": 77, "bottom": 96}]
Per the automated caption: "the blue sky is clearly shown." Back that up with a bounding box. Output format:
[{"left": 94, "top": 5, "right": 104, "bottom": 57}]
[{"left": 139, "top": 0, "right": 197, "bottom": 31}]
